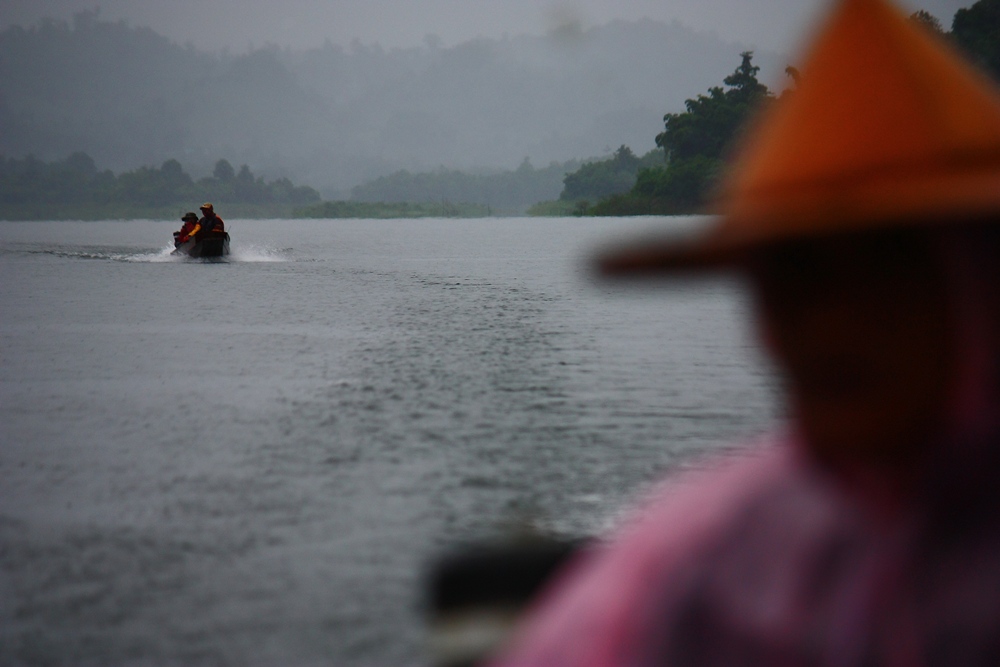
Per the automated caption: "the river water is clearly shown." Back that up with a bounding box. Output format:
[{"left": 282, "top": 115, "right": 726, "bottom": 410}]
[{"left": 0, "top": 217, "right": 779, "bottom": 665}]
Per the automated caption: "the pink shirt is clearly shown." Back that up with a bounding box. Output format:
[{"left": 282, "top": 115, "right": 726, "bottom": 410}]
[{"left": 491, "top": 439, "right": 1000, "bottom": 666}]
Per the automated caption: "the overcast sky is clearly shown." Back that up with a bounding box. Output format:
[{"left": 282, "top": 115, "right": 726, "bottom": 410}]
[{"left": 0, "top": 0, "right": 970, "bottom": 55}]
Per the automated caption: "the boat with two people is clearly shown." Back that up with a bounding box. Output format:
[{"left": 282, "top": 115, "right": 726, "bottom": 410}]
[{"left": 172, "top": 203, "right": 230, "bottom": 257}]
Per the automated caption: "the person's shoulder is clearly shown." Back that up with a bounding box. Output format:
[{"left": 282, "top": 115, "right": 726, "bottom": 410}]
[
  {"left": 490, "top": 443, "right": 795, "bottom": 667},
  {"left": 583, "top": 443, "right": 794, "bottom": 596},
  {"left": 632, "top": 443, "right": 790, "bottom": 529}
]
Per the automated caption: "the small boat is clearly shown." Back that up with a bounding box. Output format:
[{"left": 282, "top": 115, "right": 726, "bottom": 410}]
[{"left": 172, "top": 232, "right": 230, "bottom": 258}]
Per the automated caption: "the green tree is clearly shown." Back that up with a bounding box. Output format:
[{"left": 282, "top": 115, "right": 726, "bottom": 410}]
[
  {"left": 603, "top": 51, "right": 774, "bottom": 214},
  {"left": 268, "top": 177, "right": 321, "bottom": 205},
  {"left": 656, "top": 51, "right": 770, "bottom": 163},
  {"left": 213, "top": 159, "right": 236, "bottom": 182},
  {"left": 116, "top": 159, "right": 193, "bottom": 207},
  {"left": 951, "top": 0, "right": 1000, "bottom": 81},
  {"left": 232, "top": 163, "right": 266, "bottom": 202},
  {"left": 631, "top": 156, "right": 724, "bottom": 208},
  {"left": 909, "top": 10, "right": 944, "bottom": 33},
  {"left": 722, "top": 51, "right": 771, "bottom": 104},
  {"left": 560, "top": 146, "right": 658, "bottom": 201},
  {"left": 51, "top": 152, "right": 107, "bottom": 204},
  {"left": 0, "top": 152, "right": 324, "bottom": 218},
  {"left": 159, "top": 159, "right": 193, "bottom": 192}
]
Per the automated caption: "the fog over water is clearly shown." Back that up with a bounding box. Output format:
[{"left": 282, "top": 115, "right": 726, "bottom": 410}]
[
  {"left": 1, "top": 10, "right": 784, "bottom": 196},
  {"left": 0, "top": 218, "right": 780, "bottom": 664},
  {"left": 0, "top": 0, "right": 972, "bottom": 198}
]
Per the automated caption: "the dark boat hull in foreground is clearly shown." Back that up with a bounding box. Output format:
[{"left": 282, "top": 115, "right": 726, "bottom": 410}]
[{"left": 172, "top": 233, "right": 230, "bottom": 258}]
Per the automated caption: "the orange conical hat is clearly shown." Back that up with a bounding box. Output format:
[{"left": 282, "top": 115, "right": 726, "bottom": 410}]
[{"left": 601, "top": 0, "right": 1000, "bottom": 273}]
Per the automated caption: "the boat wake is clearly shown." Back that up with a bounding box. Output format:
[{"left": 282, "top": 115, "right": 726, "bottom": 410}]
[
  {"left": 9, "top": 243, "right": 291, "bottom": 263},
  {"left": 228, "top": 244, "right": 290, "bottom": 262}
]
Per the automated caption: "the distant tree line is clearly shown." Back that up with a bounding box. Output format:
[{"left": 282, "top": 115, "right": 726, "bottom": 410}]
[
  {"left": 0, "top": 153, "right": 320, "bottom": 219},
  {"left": 5, "top": 0, "right": 993, "bottom": 220},
  {"left": 559, "top": 146, "right": 662, "bottom": 204},
  {"left": 1, "top": 9, "right": 784, "bottom": 197},
  {"left": 551, "top": 51, "right": 769, "bottom": 216},
  {"left": 293, "top": 200, "right": 491, "bottom": 219},
  {"left": 549, "top": 0, "right": 1000, "bottom": 217},
  {"left": 345, "top": 0, "right": 997, "bottom": 218},
  {"left": 348, "top": 158, "right": 581, "bottom": 214},
  {"left": 908, "top": 5, "right": 999, "bottom": 85},
  {"left": 935, "top": 0, "right": 1000, "bottom": 80}
]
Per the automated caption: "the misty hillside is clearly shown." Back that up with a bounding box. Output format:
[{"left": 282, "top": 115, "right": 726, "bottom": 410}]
[{"left": 0, "top": 11, "right": 784, "bottom": 198}]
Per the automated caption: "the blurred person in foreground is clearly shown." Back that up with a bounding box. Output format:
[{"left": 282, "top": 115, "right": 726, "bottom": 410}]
[{"left": 488, "top": 0, "right": 1000, "bottom": 664}]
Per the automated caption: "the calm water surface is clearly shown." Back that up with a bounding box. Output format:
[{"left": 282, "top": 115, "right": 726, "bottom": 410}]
[{"left": 0, "top": 218, "right": 780, "bottom": 665}]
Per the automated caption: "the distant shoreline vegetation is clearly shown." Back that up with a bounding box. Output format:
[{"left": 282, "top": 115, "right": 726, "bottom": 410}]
[
  {"left": 293, "top": 200, "right": 492, "bottom": 219},
  {"left": 0, "top": 154, "right": 320, "bottom": 221},
  {"left": 0, "top": 152, "right": 576, "bottom": 220},
  {"left": 5, "top": 2, "right": 995, "bottom": 223},
  {"left": 344, "top": 159, "right": 580, "bottom": 216},
  {"left": 531, "top": 4, "right": 1000, "bottom": 218},
  {"left": 525, "top": 52, "right": 772, "bottom": 218}
]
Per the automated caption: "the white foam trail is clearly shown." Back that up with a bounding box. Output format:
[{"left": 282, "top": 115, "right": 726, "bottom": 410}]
[
  {"left": 44, "top": 242, "right": 291, "bottom": 263},
  {"left": 113, "top": 243, "right": 288, "bottom": 263},
  {"left": 119, "top": 245, "right": 179, "bottom": 262},
  {"left": 229, "top": 244, "right": 289, "bottom": 262}
]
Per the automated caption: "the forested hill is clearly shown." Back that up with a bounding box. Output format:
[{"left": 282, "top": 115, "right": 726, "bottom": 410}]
[{"left": 0, "top": 11, "right": 783, "bottom": 198}]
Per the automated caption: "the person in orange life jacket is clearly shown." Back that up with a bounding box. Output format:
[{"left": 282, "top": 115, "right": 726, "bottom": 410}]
[
  {"left": 174, "top": 212, "right": 200, "bottom": 245},
  {"left": 195, "top": 202, "right": 225, "bottom": 240}
]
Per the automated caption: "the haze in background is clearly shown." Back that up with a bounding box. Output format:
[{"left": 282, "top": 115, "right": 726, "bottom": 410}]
[
  {"left": 0, "top": 0, "right": 970, "bottom": 199},
  {"left": 0, "top": 0, "right": 966, "bottom": 54}
]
